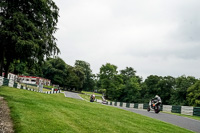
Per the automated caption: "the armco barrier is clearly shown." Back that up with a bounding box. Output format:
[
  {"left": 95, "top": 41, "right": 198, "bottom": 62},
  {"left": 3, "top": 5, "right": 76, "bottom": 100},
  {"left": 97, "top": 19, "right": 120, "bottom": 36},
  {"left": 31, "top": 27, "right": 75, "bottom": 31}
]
[
  {"left": 126, "top": 103, "right": 130, "bottom": 108},
  {"left": 0, "top": 77, "right": 4, "bottom": 86},
  {"left": 3, "top": 78, "right": 9, "bottom": 86},
  {"left": 193, "top": 107, "right": 200, "bottom": 116},
  {"left": 172, "top": 105, "right": 181, "bottom": 113},
  {"left": 0, "top": 77, "right": 60, "bottom": 94},
  {"left": 122, "top": 102, "right": 126, "bottom": 107},
  {"left": 160, "top": 105, "right": 163, "bottom": 111},
  {"left": 130, "top": 103, "right": 134, "bottom": 108},
  {"left": 143, "top": 103, "right": 149, "bottom": 109},
  {"left": 120, "top": 102, "right": 123, "bottom": 107},
  {"left": 8, "top": 79, "right": 14, "bottom": 87},
  {"left": 17, "top": 83, "right": 21, "bottom": 89},
  {"left": 181, "top": 106, "right": 193, "bottom": 116},
  {"left": 138, "top": 104, "right": 143, "bottom": 109},
  {"left": 134, "top": 103, "right": 138, "bottom": 108},
  {"left": 14, "top": 82, "right": 18, "bottom": 88},
  {"left": 163, "top": 105, "right": 172, "bottom": 112},
  {"left": 109, "top": 102, "right": 199, "bottom": 117}
]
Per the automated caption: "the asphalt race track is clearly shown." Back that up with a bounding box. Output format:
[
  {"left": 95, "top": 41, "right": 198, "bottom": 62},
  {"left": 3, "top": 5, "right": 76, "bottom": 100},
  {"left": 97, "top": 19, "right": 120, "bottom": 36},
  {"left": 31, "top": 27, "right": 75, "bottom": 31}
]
[
  {"left": 64, "top": 91, "right": 83, "bottom": 100},
  {"left": 115, "top": 106, "right": 200, "bottom": 133}
]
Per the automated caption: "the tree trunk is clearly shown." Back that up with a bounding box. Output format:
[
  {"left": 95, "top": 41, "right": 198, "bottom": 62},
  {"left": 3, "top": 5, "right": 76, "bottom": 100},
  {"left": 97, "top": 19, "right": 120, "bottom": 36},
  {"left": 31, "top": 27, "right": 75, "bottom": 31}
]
[
  {"left": 0, "top": 49, "right": 5, "bottom": 76},
  {"left": 0, "top": 60, "right": 3, "bottom": 76},
  {"left": 4, "top": 60, "right": 11, "bottom": 78}
]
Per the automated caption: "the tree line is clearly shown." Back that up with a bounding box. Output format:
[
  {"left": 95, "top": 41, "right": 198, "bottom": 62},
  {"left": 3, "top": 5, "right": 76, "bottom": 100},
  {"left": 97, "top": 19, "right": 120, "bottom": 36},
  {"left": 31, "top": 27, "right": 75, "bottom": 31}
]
[{"left": 8, "top": 57, "right": 200, "bottom": 107}]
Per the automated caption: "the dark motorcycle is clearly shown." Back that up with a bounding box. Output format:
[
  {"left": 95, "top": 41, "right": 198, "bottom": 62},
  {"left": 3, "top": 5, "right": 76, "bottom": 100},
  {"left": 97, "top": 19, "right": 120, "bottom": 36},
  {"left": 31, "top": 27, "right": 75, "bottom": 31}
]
[
  {"left": 147, "top": 99, "right": 161, "bottom": 113},
  {"left": 90, "top": 94, "right": 95, "bottom": 102}
]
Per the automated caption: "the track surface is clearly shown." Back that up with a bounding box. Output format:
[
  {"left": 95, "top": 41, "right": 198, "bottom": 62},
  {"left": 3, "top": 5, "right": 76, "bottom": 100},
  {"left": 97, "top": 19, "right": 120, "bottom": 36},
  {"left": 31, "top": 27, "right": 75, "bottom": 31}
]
[
  {"left": 64, "top": 91, "right": 200, "bottom": 132},
  {"left": 64, "top": 91, "right": 83, "bottom": 100},
  {"left": 115, "top": 106, "right": 200, "bottom": 133}
]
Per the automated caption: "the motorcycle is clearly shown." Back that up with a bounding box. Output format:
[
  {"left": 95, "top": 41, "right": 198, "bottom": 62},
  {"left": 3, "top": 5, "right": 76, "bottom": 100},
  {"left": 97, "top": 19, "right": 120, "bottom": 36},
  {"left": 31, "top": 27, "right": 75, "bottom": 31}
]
[
  {"left": 147, "top": 99, "right": 161, "bottom": 113},
  {"left": 90, "top": 94, "right": 95, "bottom": 102}
]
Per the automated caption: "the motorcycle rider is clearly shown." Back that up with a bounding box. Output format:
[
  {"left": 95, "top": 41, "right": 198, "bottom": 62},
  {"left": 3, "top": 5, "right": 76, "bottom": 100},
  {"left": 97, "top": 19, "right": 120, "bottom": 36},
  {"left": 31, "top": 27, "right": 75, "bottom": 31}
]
[
  {"left": 90, "top": 94, "right": 95, "bottom": 102},
  {"left": 149, "top": 95, "right": 162, "bottom": 109}
]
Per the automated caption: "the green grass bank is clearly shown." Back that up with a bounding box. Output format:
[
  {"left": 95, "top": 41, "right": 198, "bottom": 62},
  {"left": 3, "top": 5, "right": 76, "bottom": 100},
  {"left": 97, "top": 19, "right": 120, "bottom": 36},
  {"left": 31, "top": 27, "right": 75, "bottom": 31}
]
[{"left": 0, "top": 86, "right": 193, "bottom": 133}]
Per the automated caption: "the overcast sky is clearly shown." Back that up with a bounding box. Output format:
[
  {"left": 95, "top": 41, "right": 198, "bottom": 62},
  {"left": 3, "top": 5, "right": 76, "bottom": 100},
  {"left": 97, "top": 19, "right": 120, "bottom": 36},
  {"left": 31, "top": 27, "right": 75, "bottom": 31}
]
[{"left": 54, "top": 0, "right": 200, "bottom": 80}]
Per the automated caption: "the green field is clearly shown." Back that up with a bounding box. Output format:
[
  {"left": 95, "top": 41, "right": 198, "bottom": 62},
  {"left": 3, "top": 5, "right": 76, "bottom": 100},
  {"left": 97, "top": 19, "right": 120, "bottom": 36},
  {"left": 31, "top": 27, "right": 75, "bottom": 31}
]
[
  {"left": 0, "top": 86, "right": 192, "bottom": 133},
  {"left": 81, "top": 91, "right": 102, "bottom": 96}
]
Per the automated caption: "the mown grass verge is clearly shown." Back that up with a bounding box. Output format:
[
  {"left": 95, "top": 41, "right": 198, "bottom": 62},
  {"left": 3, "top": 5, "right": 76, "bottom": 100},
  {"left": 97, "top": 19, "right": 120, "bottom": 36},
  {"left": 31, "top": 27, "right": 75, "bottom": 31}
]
[
  {"left": 0, "top": 86, "right": 193, "bottom": 133},
  {"left": 162, "top": 111, "right": 200, "bottom": 121},
  {"left": 81, "top": 91, "right": 102, "bottom": 96}
]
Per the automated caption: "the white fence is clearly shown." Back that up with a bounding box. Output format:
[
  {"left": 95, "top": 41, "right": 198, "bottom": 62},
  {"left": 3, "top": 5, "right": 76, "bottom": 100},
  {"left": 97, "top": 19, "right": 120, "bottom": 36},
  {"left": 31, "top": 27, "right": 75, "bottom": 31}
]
[
  {"left": 181, "top": 106, "right": 194, "bottom": 116},
  {"left": 0, "top": 76, "right": 3, "bottom": 86},
  {"left": 0, "top": 77, "right": 60, "bottom": 94},
  {"left": 163, "top": 105, "right": 172, "bottom": 112},
  {"left": 130, "top": 103, "right": 134, "bottom": 108},
  {"left": 8, "top": 79, "right": 14, "bottom": 87},
  {"left": 138, "top": 104, "right": 143, "bottom": 109},
  {"left": 122, "top": 103, "right": 126, "bottom": 107}
]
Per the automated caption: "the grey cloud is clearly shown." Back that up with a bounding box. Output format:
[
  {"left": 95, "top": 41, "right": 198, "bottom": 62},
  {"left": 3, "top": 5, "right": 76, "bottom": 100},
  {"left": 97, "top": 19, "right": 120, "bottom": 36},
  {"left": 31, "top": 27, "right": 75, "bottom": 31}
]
[{"left": 54, "top": 0, "right": 200, "bottom": 79}]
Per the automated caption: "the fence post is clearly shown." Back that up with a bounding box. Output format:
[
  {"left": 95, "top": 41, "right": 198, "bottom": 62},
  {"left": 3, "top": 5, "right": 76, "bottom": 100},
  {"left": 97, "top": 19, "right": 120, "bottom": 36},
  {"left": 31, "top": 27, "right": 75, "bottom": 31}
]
[{"left": 0, "top": 76, "right": 4, "bottom": 86}]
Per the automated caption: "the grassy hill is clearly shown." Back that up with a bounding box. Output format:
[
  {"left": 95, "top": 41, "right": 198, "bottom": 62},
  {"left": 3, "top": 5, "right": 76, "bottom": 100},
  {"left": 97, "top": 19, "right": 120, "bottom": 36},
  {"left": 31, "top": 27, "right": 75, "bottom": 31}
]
[{"left": 0, "top": 86, "right": 192, "bottom": 133}]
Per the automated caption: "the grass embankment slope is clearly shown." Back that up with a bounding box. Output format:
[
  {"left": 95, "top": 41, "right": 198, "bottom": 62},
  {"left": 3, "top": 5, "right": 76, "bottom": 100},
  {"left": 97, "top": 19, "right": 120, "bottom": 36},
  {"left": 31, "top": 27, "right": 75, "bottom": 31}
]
[{"left": 0, "top": 87, "right": 192, "bottom": 133}]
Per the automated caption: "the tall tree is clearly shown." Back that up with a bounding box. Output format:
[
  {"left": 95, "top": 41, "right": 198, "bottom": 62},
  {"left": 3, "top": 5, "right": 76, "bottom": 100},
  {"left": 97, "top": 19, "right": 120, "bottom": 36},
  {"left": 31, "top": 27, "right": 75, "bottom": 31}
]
[
  {"left": 99, "top": 63, "right": 119, "bottom": 99},
  {"left": 119, "top": 77, "right": 141, "bottom": 103},
  {"left": 0, "top": 0, "right": 59, "bottom": 77},
  {"left": 157, "top": 76, "right": 175, "bottom": 104},
  {"left": 142, "top": 75, "right": 162, "bottom": 101},
  {"left": 74, "top": 60, "right": 95, "bottom": 91},
  {"left": 42, "top": 57, "right": 67, "bottom": 86},
  {"left": 170, "top": 76, "right": 197, "bottom": 105},
  {"left": 118, "top": 67, "right": 142, "bottom": 102},
  {"left": 187, "top": 80, "right": 200, "bottom": 107}
]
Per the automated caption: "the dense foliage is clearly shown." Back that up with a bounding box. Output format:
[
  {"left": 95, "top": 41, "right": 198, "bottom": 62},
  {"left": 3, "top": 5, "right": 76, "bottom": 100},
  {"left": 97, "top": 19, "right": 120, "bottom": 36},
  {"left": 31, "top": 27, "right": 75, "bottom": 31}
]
[
  {"left": 7, "top": 56, "right": 200, "bottom": 107},
  {"left": 0, "top": 0, "right": 59, "bottom": 77}
]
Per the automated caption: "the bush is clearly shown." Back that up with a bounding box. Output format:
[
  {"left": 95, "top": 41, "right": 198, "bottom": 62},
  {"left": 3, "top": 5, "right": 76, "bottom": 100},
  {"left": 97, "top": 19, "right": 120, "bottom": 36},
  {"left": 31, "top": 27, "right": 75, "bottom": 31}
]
[{"left": 98, "top": 89, "right": 106, "bottom": 94}]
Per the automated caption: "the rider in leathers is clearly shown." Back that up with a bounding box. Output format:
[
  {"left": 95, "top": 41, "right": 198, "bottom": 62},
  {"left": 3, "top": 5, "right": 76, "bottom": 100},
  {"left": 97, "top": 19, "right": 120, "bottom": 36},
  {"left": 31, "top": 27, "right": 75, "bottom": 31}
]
[{"left": 149, "top": 95, "right": 162, "bottom": 108}]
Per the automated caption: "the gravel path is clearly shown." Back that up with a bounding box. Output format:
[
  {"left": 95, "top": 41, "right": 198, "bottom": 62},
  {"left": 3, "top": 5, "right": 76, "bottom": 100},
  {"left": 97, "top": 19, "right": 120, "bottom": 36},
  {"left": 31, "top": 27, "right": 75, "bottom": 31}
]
[
  {"left": 64, "top": 91, "right": 83, "bottom": 100},
  {"left": 115, "top": 106, "right": 200, "bottom": 133},
  {"left": 0, "top": 97, "right": 14, "bottom": 133}
]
